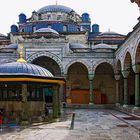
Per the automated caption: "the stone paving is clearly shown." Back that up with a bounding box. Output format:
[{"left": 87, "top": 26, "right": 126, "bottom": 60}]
[{"left": 0, "top": 109, "right": 140, "bottom": 140}]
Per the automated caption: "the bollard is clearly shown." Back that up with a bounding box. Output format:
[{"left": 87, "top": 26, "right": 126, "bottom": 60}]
[{"left": 70, "top": 113, "right": 75, "bottom": 130}]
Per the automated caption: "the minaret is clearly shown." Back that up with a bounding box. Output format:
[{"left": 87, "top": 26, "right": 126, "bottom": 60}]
[{"left": 56, "top": 0, "right": 58, "bottom": 5}]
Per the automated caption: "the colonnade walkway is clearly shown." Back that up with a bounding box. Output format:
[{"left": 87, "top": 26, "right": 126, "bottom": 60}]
[{"left": 0, "top": 109, "right": 140, "bottom": 140}]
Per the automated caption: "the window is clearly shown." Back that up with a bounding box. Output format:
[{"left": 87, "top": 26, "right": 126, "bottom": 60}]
[
  {"left": 63, "top": 25, "right": 68, "bottom": 32},
  {"left": 47, "top": 15, "right": 51, "bottom": 20},
  {"left": 0, "top": 84, "right": 21, "bottom": 101},
  {"left": 38, "top": 13, "right": 42, "bottom": 20},
  {"left": 48, "top": 25, "right": 52, "bottom": 28},
  {"left": 57, "top": 15, "right": 61, "bottom": 20},
  {"left": 27, "top": 85, "right": 43, "bottom": 101},
  {"left": 32, "top": 26, "right": 36, "bottom": 32}
]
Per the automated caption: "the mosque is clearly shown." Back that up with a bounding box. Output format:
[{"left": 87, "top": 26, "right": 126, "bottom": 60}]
[{"left": 0, "top": 1, "right": 139, "bottom": 122}]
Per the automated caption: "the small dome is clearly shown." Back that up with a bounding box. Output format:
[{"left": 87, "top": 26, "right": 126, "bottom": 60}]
[
  {"left": 69, "top": 43, "right": 89, "bottom": 49},
  {"left": 92, "top": 43, "right": 114, "bottom": 50},
  {"left": 0, "top": 62, "right": 53, "bottom": 77},
  {"left": 0, "top": 33, "right": 7, "bottom": 40},
  {"left": 6, "top": 44, "right": 18, "bottom": 49},
  {"left": 34, "top": 28, "right": 59, "bottom": 35},
  {"left": 38, "top": 5, "right": 73, "bottom": 14},
  {"left": 98, "top": 31, "right": 124, "bottom": 37},
  {"left": 0, "top": 33, "right": 6, "bottom": 37}
]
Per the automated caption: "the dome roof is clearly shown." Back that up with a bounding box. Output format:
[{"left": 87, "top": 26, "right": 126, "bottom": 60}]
[
  {"left": 34, "top": 28, "right": 59, "bottom": 35},
  {"left": 6, "top": 44, "right": 18, "bottom": 49},
  {"left": 0, "top": 62, "right": 53, "bottom": 77},
  {"left": 38, "top": 5, "right": 73, "bottom": 14},
  {"left": 69, "top": 43, "right": 89, "bottom": 49},
  {"left": 0, "top": 33, "right": 7, "bottom": 40},
  {"left": 92, "top": 43, "right": 114, "bottom": 50},
  {"left": 0, "top": 33, "right": 6, "bottom": 37},
  {"left": 98, "top": 31, "right": 124, "bottom": 37}
]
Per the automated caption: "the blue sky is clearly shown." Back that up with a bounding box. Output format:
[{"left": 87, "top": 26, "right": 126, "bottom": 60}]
[{"left": 0, "top": 0, "right": 139, "bottom": 35}]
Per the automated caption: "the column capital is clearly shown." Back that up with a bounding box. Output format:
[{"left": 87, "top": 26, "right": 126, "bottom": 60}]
[
  {"left": 114, "top": 74, "right": 121, "bottom": 80},
  {"left": 88, "top": 73, "right": 95, "bottom": 80},
  {"left": 121, "top": 70, "right": 129, "bottom": 78},
  {"left": 132, "top": 63, "right": 140, "bottom": 73}
]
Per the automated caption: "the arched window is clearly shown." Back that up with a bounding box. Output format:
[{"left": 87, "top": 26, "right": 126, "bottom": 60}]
[
  {"left": 63, "top": 25, "right": 68, "bottom": 32},
  {"left": 38, "top": 13, "right": 42, "bottom": 20},
  {"left": 47, "top": 15, "right": 51, "bottom": 20},
  {"left": 57, "top": 15, "right": 61, "bottom": 20},
  {"left": 48, "top": 25, "right": 52, "bottom": 28},
  {"left": 32, "top": 26, "right": 36, "bottom": 32}
]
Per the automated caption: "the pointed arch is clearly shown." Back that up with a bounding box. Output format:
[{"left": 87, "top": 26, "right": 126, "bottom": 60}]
[
  {"left": 93, "top": 59, "right": 114, "bottom": 72},
  {"left": 65, "top": 60, "right": 91, "bottom": 75},
  {"left": 26, "top": 51, "right": 64, "bottom": 74},
  {"left": 123, "top": 51, "right": 132, "bottom": 71}
]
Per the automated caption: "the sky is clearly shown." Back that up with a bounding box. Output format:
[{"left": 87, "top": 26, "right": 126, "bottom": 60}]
[{"left": 0, "top": 0, "right": 139, "bottom": 35}]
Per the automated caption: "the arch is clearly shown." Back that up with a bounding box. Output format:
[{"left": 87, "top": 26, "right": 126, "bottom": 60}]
[
  {"left": 115, "top": 59, "right": 122, "bottom": 74},
  {"left": 94, "top": 62, "right": 115, "bottom": 104},
  {"left": 27, "top": 51, "right": 64, "bottom": 74},
  {"left": 133, "top": 34, "right": 140, "bottom": 64},
  {"left": 93, "top": 59, "right": 114, "bottom": 72},
  {"left": 123, "top": 51, "right": 132, "bottom": 71},
  {"left": 65, "top": 60, "right": 91, "bottom": 75},
  {"left": 66, "top": 62, "right": 89, "bottom": 104},
  {"left": 134, "top": 41, "right": 140, "bottom": 64}
]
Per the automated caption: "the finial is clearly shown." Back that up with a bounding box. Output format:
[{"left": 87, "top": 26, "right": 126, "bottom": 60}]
[
  {"left": 17, "top": 44, "right": 26, "bottom": 63},
  {"left": 56, "top": 0, "right": 58, "bottom": 5}
]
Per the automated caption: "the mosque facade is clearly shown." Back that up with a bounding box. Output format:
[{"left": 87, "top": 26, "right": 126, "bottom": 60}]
[{"left": 0, "top": 2, "right": 139, "bottom": 113}]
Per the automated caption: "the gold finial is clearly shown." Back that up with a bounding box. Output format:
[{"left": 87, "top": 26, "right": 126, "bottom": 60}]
[{"left": 17, "top": 44, "right": 26, "bottom": 63}]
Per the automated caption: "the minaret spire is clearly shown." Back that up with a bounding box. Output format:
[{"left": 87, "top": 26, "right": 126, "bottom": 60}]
[{"left": 56, "top": 0, "right": 58, "bottom": 5}]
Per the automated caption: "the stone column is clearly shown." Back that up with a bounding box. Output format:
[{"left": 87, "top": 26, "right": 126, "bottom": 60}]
[
  {"left": 122, "top": 70, "right": 129, "bottom": 107},
  {"left": 114, "top": 74, "right": 121, "bottom": 106},
  {"left": 88, "top": 73, "right": 95, "bottom": 104},
  {"left": 123, "top": 78, "right": 128, "bottom": 107},
  {"left": 132, "top": 64, "right": 140, "bottom": 110},
  {"left": 134, "top": 73, "right": 140, "bottom": 108},
  {"left": 21, "top": 84, "right": 28, "bottom": 125},
  {"left": 52, "top": 84, "right": 60, "bottom": 118}
]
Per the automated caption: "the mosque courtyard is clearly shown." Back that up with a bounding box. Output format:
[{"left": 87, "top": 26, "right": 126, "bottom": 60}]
[{"left": 0, "top": 109, "right": 140, "bottom": 140}]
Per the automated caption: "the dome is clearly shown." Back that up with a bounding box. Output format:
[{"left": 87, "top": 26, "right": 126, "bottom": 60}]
[
  {"left": 98, "top": 31, "right": 124, "bottom": 37},
  {"left": 0, "top": 33, "right": 7, "bottom": 40},
  {"left": 0, "top": 33, "right": 6, "bottom": 37},
  {"left": 69, "top": 43, "right": 89, "bottom": 49},
  {"left": 38, "top": 5, "right": 73, "bottom": 14},
  {"left": 0, "top": 62, "right": 53, "bottom": 77},
  {"left": 6, "top": 44, "right": 18, "bottom": 49},
  {"left": 92, "top": 43, "right": 115, "bottom": 50},
  {"left": 34, "top": 28, "right": 59, "bottom": 35}
]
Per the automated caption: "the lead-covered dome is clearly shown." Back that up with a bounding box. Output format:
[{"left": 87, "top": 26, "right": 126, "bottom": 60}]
[
  {"left": 92, "top": 43, "right": 115, "bottom": 52},
  {"left": 98, "top": 31, "right": 124, "bottom": 38},
  {"left": 34, "top": 28, "right": 59, "bottom": 35},
  {"left": 38, "top": 5, "right": 74, "bottom": 14},
  {"left": 0, "top": 62, "right": 53, "bottom": 77},
  {"left": 0, "top": 33, "right": 7, "bottom": 40},
  {"left": 69, "top": 43, "right": 88, "bottom": 49}
]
